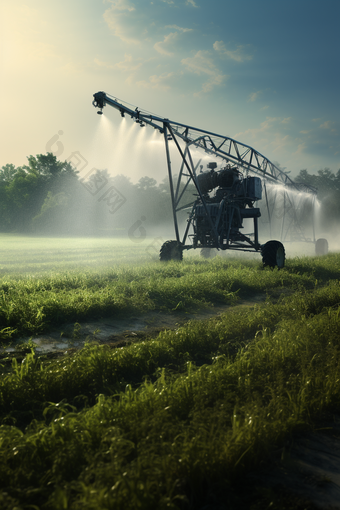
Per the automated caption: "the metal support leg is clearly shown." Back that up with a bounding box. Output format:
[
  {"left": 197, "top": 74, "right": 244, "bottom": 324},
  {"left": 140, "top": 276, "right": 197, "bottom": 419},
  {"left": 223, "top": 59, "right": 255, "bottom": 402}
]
[{"left": 164, "top": 124, "right": 180, "bottom": 243}]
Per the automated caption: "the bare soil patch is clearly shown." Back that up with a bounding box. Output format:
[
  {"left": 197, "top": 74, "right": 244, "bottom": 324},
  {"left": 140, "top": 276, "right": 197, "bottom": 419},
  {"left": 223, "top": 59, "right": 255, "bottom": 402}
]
[{"left": 0, "top": 293, "right": 267, "bottom": 365}]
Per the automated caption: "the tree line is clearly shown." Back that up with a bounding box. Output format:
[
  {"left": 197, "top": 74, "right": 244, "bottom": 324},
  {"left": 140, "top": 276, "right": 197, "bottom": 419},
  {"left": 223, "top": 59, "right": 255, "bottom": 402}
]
[
  {"left": 0, "top": 153, "right": 184, "bottom": 236},
  {"left": 295, "top": 168, "right": 340, "bottom": 230},
  {"left": 0, "top": 153, "right": 338, "bottom": 235}
]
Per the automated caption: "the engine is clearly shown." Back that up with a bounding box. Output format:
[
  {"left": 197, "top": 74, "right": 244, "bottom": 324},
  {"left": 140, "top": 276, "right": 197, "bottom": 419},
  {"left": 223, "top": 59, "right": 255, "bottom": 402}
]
[
  {"left": 192, "top": 164, "right": 262, "bottom": 249},
  {"left": 196, "top": 165, "right": 262, "bottom": 202}
]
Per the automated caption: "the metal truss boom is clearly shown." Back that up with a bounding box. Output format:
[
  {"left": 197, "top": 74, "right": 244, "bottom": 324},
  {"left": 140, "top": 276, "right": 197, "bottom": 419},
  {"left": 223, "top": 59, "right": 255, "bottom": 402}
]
[{"left": 92, "top": 91, "right": 316, "bottom": 195}]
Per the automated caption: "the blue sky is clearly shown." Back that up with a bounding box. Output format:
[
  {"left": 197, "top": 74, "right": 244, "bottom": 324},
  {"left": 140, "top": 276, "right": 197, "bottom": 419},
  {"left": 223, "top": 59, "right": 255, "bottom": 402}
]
[{"left": 1, "top": 0, "right": 339, "bottom": 181}]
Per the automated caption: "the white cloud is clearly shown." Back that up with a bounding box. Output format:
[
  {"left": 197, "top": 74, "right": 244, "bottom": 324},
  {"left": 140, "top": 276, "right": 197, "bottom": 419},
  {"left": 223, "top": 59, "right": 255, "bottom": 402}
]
[
  {"left": 136, "top": 72, "right": 176, "bottom": 91},
  {"left": 248, "top": 91, "right": 262, "bottom": 102},
  {"left": 104, "top": 0, "right": 135, "bottom": 12},
  {"left": 181, "top": 51, "right": 226, "bottom": 94},
  {"left": 116, "top": 54, "right": 143, "bottom": 72},
  {"left": 94, "top": 54, "right": 146, "bottom": 85},
  {"left": 213, "top": 41, "right": 252, "bottom": 62},
  {"left": 94, "top": 54, "right": 143, "bottom": 72},
  {"left": 213, "top": 41, "right": 225, "bottom": 53},
  {"left": 94, "top": 58, "right": 115, "bottom": 69},
  {"left": 186, "top": 0, "right": 198, "bottom": 7},
  {"left": 103, "top": 0, "right": 139, "bottom": 44},
  {"left": 319, "top": 120, "right": 335, "bottom": 131},
  {"left": 154, "top": 26, "right": 193, "bottom": 56},
  {"left": 236, "top": 117, "right": 280, "bottom": 137},
  {"left": 292, "top": 142, "right": 307, "bottom": 156},
  {"left": 235, "top": 117, "right": 292, "bottom": 154},
  {"left": 165, "top": 25, "right": 193, "bottom": 33},
  {"left": 154, "top": 32, "right": 178, "bottom": 56}
]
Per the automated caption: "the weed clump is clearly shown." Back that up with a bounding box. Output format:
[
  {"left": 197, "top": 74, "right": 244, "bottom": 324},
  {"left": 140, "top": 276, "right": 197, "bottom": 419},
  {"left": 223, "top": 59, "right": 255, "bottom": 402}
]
[{"left": 1, "top": 277, "right": 340, "bottom": 507}]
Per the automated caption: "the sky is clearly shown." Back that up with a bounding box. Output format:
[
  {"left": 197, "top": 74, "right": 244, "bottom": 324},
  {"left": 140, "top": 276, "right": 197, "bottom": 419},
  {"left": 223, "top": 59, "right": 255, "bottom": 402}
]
[{"left": 1, "top": 0, "right": 339, "bottom": 183}]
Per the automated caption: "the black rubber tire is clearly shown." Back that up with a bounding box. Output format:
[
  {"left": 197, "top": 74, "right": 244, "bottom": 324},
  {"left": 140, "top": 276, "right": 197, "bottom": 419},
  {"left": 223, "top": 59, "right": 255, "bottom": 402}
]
[
  {"left": 160, "top": 241, "right": 183, "bottom": 261},
  {"left": 315, "top": 238, "right": 328, "bottom": 256},
  {"left": 261, "top": 240, "right": 285, "bottom": 268}
]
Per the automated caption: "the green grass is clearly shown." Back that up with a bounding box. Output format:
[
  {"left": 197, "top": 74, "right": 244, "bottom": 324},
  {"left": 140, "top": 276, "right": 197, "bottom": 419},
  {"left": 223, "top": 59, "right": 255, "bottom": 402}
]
[
  {"left": 0, "top": 235, "right": 153, "bottom": 274},
  {"left": 2, "top": 283, "right": 340, "bottom": 508},
  {"left": 1, "top": 235, "right": 340, "bottom": 508},
  {"left": 0, "top": 235, "right": 340, "bottom": 341}
]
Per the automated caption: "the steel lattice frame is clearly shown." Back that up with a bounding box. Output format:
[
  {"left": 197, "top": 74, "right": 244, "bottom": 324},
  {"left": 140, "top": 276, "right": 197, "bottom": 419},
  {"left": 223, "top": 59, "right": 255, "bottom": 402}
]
[{"left": 92, "top": 91, "right": 318, "bottom": 247}]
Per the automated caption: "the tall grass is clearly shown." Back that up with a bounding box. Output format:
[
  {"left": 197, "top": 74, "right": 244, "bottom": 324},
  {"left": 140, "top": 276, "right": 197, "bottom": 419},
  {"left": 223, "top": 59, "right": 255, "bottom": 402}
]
[
  {"left": 1, "top": 275, "right": 340, "bottom": 508},
  {"left": 1, "top": 248, "right": 340, "bottom": 341},
  {"left": 1, "top": 236, "right": 340, "bottom": 508}
]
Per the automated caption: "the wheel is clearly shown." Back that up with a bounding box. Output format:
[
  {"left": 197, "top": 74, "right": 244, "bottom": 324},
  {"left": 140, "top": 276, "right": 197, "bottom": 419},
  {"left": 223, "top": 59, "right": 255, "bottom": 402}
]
[
  {"left": 315, "top": 238, "right": 328, "bottom": 256},
  {"left": 261, "top": 240, "right": 285, "bottom": 268},
  {"left": 160, "top": 240, "right": 183, "bottom": 261}
]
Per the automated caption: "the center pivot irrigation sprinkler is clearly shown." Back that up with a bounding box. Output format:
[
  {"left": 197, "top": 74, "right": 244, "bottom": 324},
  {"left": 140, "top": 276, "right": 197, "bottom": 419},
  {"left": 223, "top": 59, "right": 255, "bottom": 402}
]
[{"left": 93, "top": 91, "right": 327, "bottom": 267}]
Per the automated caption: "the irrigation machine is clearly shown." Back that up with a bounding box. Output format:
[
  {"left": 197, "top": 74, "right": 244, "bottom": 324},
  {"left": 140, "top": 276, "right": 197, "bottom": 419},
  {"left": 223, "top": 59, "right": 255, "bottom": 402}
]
[{"left": 92, "top": 91, "right": 327, "bottom": 268}]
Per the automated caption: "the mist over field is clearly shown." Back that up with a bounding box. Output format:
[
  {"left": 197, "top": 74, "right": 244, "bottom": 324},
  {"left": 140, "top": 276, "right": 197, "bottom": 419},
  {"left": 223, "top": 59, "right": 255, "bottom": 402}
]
[
  {"left": 1, "top": 119, "right": 340, "bottom": 510},
  {"left": 0, "top": 115, "right": 339, "bottom": 267},
  {"left": 2, "top": 2, "right": 340, "bottom": 508}
]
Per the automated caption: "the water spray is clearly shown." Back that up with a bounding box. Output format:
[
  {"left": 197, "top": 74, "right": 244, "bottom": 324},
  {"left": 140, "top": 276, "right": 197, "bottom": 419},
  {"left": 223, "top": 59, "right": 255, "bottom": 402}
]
[{"left": 92, "top": 91, "right": 327, "bottom": 265}]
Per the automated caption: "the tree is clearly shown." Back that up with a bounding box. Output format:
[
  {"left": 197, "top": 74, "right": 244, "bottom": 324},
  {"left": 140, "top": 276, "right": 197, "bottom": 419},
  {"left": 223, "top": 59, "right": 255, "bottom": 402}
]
[
  {"left": 296, "top": 168, "right": 340, "bottom": 197},
  {"left": 0, "top": 154, "right": 78, "bottom": 232},
  {"left": 296, "top": 168, "right": 340, "bottom": 230},
  {"left": 5, "top": 169, "right": 46, "bottom": 231},
  {"left": 32, "top": 192, "right": 70, "bottom": 234},
  {"left": 24, "top": 153, "right": 75, "bottom": 177},
  {"left": 0, "top": 152, "right": 201, "bottom": 235},
  {"left": 0, "top": 164, "right": 18, "bottom": 230},
  {"left": 137, "top": 176, "right": 157, "bottom": 191},
  {"left": 0, "top": 164, "right": 18, "bottom": 183}
]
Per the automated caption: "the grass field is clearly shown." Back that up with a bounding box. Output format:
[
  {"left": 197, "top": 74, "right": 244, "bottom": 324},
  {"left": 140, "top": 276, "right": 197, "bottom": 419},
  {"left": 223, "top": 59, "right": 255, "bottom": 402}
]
[{"left": 1, "top": 235, "right": 340, "bottom": 509}]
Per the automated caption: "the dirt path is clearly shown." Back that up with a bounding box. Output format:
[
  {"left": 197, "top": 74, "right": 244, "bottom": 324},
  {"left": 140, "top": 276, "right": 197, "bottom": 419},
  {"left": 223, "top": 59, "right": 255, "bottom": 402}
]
[
  {"left": 11, "top": 300, "right": 260, "bottom": 354},
  {"left": 2, "top": 292, "right": 340, "bottom": 508},
  {"left": 0, "top": 294, "right": 266, "bottom": 362}
]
